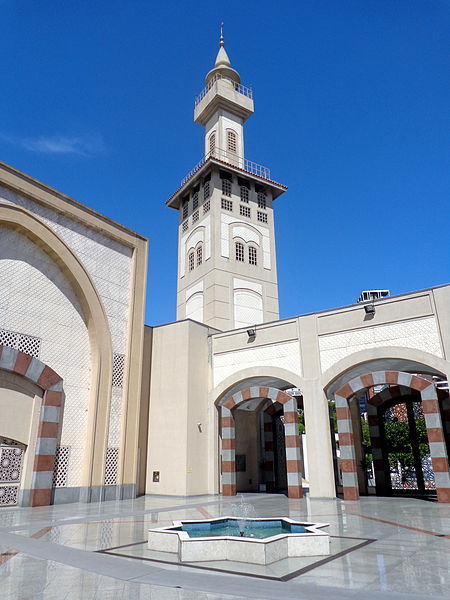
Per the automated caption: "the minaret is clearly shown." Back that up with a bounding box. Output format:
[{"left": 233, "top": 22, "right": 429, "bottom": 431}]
[{"left": 166, "top": 28, "right": 287, "bottom": 331}]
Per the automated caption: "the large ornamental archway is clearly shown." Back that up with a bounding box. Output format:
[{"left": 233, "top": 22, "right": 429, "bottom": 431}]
[
  {"left": 0, "top": 344, "right": 64, "bottom": 507},
  {"left": 217, "top": 386, "right": 303, "bottom": 499},
  {"left": 334, "top": 370, "right": 450, "bottom": 503}
]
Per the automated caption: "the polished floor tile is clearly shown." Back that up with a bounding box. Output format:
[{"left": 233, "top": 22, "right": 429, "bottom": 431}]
[{"left": 0, "top": 494, "right": 448, "bottom": 599}]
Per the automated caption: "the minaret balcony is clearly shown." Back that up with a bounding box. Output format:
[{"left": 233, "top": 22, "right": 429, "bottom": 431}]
[
  {"left": 194, "top": 75, "right": 254, "bottom": 126},
  {"left": 181, "top": 147, "right": 270, "bottom": 186}
]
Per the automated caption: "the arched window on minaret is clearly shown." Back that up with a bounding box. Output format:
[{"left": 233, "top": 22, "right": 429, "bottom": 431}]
[
  {"left": 188, "top": 251, "right": 195, "bottom": 272},
  {"left": 227, "top": 130, "right": 237, "bottom": 154},
  {"left": 196, "top": 244, "right": 203, "bottom": 267},
  {"left": 235, "top": 241, "right": 244, "bottom": 262},
  {"left": 209, "top": 132, "right": 216, "bottom": 157}
]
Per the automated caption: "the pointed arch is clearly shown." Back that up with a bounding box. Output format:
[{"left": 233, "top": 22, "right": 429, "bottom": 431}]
[
  {"left": 0, "top": 202, "right": 113, "bottom": 491},
  {"left": 334, "top": 370, "right": 450, "bottom": 503}
]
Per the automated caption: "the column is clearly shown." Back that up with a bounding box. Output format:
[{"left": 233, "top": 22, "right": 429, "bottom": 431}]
[
  {"left": 335, "top": 393, "right": 359, "bottom": 501},
  {"left": 421, "top": 385, "right": 450, "bottom": 503},
  {"left": 283, "top": 397, "right": 303, "bottom": 499},
  {"left": 221, "top": 406, "right": 236, "bottom": 496}
]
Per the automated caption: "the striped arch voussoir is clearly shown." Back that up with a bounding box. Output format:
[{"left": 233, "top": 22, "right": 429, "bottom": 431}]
[
  {"left": 368, "top": 385, "right": 420, "bottom": 408},
  {"left": 0, "top": 344, "right": 64, "bottom": 508},
  {"left": 335, "top": 370, "right": 433, "bottom": 400},
  {"left": 220, "top": 386, "right": 293, "bottom": 409}
]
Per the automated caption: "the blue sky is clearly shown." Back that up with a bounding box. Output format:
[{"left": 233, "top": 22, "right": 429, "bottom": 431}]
[{"left": 1, "top": 0, "right": 448, "bottom": 325}]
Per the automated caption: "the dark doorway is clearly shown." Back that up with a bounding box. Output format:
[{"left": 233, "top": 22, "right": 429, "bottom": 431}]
[{"left": 273, "top": 410, "right": 287, "bottom": 492}]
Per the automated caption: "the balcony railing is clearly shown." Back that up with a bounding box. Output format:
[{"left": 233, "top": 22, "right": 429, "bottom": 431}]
[
  {"left": 195, "top": 74, "right": 253, "bottom": 107},
  {"left": 180, "top": 147, "right": 271, "bottom": 186}
]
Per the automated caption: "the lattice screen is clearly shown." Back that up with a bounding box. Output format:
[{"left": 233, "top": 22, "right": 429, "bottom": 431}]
[
  {"left": 112, "top": 353, "right": 125, "bottom": 388},
  {"left": 104, "top": 447, "right": 119, "bottom": 485},
  {"left": 52, "top": 446, "right": 70, "bottom": 488},
  {"left": 0, "top": 328, "right": 41, "bottom": 358}
]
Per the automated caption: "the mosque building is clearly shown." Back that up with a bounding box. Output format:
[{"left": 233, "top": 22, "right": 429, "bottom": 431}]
[{"left": 0, "top": 35, "right": 449, "bottom": 508}]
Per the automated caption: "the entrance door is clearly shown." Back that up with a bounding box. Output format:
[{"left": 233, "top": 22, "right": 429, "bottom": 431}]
[
  {"left": 274, "top": 413, "right": 287, "bottom": 492},
  {"left": 0, "top": 438, "right": 25, "bottom": 507}
]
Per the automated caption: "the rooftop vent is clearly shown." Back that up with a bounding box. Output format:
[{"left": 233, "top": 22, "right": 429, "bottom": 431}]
[{"left": 357, "top": 290, "right": 390, "bottom": 304}]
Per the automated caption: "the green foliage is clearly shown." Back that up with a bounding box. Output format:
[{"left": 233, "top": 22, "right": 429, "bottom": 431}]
[
  {"left": 298, "top": 410, "right": 305, "bottom": 435},
  {"left": 361, "top": 413, "right": 430, "bottom": 470},
  {"left": 384, "top": 417, "right": 429, "bottom": 469}
]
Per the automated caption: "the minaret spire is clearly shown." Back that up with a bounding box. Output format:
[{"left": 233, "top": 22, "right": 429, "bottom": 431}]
[{"left": 220, "top": 22, "right": 224, "bottom": 47}]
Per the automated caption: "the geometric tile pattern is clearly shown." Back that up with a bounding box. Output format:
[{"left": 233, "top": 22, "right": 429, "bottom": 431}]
[
  {"left": 0, "top": 485, "right": 19, "bottom": 506},
  {"left": 0, "top": 185, "right": 133, "bottom": 357},
  {"left": 1, "top": 185, "right": 134, "bottom": 492},
  {"left": 112, "top": 353, "right": 125, "bottom": 388},
  {"left": 218, "top": 387, "right": 302, "bottom": 499},
  {"left": 52, "top": 446, "right": 70, "bottom": 488},
  {"left": 319, "top": 317, "right": 443, "bottom": 372},
  {"left": 0, "top": 446, "right": 23, "bottom": 482},
  {"left": 0, "top": 225, "right": 90, "bottom": 488},
  {"left": 0, "top": 328, "right": 41, "bottom": 359},
  {"left": 104, "top": 447, "right": 119, "bottom": 486},
  {"left": 335, "top": 371, "right": 450, "bottom": 503},
  {"left": 107, "top": 387, "right": 123, "bottom": 447},
  {"left": 213, "top": 340, "right": 302, "bottom": 388}
]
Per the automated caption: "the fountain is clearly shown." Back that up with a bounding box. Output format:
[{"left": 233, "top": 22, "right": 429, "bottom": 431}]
[
  {"left": 231, "top": 494, "right": 257, "bottom": 537},
  {"left": 147, "top": 496, "right": 330, "bottom": 565}
]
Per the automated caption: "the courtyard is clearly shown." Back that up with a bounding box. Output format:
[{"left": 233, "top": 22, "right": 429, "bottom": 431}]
[{"left": 0, "top": 493, "right": 449, "bottom": 599}]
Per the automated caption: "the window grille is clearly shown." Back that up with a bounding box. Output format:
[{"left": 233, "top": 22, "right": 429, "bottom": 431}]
[
  {"left": 104, "top": 447, "right": 119, "bottom": 485},
  {"left": 203, "top": 200, "right": 210, "bottom": 214},
  {"left": 257, "top": 211, "right": 268, "bottom": 223},
  {"left": 192, "top": 192, "right": 199, "bottom": 210},
  {"left": 221, "top": 198, "right": 232, "bottom": 211},
  {"left": 196, "top": 245, "right": 203, "bottom": 267},
  {"left": 257, "top": 192, "right": 267, "bottom": 209},
  {"left": 240, "top": 186, "right": 249, "bottom": 203},
  {"left": 235, "top": 242, "right": 244, "bottom": 262},
  {"left": 52, "top": 446, "right": 70, "bottom": 488},
  {"left": 182, "top": 220, "right": 188, "bottom": 232},
  {"left": 192, "top": 210, "right": 199, "bottom": 224},
  {"left": 112, "top": 353, "right": 125, "bottom": 387},
  {"left": 182, "top": 203, "right": 188, "bottom": 220},
  {"left": 189, "top": 252, "right": 195, "bottom": 272},
  {"left": 203, "top": 181, "right": 210, "bottom": 199},
  {"left": 209, "top": 132, "right": 216, "bottom": 155},
  {"left": 0, "top": 328, "right": 41, "bottom": 359},
  {"left": 227, "top": 130, "right": 237, "bottom": 153},
  {"left": 222, "top": 179, "right": 231, "bottom": 197},
  {"left": 240, "top": 205, "right": 250, "bottom": 218},
  {"left": 249, "top": 246, "right": 257, "bottom": 265}
]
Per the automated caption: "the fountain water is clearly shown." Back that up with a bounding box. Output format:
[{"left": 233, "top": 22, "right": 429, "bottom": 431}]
[{"left": 230, "top": 495, "right": 257, "bottom": 537}]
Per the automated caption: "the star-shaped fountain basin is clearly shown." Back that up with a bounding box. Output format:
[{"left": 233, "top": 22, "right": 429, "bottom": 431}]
[{"left": 148, "top": 516, "right": 330, "bottom": 565}]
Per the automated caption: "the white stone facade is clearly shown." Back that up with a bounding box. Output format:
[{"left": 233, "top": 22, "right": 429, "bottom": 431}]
[
  {"left": 0, "top": 184, "right": 134, "bottom": 488},
  {"left": 319, "top": 316, "right": 443, "bottom": 372}
]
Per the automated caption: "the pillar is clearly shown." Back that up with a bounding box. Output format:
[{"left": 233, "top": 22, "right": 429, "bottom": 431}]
[
  {"left": 221, "top": 406, "right": 236, "bottom": 496},
  {"left": 282, "top": 397, "right": 303, "bottom": 499},
  {"left": 421, "top": 385, "right": 450, "bottom": 503},
  {"left": 335, "top": 393, "right": 359, "bottom": 501}
]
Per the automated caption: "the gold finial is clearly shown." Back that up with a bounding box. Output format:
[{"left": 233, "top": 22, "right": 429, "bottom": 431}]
[{"left": 220, "top": 22, "right": 224, "bottom": 47}]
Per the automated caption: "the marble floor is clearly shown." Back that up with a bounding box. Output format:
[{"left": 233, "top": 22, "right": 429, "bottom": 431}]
[{"left": 0, "top": 493, "right": 449, "bottom": 599}]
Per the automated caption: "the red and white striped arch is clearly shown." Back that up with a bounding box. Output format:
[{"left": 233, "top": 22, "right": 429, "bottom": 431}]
[
  {"left": 335, "top": 371, "right": 450, "bottom": 503},
  {"left": 0, "top": 344, "right": 64, "bottom": 507},
  {"left": 218, "top": 387, "right": 302, "bottom": 499}
]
